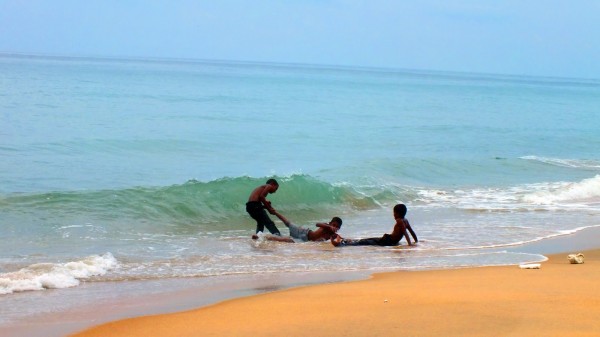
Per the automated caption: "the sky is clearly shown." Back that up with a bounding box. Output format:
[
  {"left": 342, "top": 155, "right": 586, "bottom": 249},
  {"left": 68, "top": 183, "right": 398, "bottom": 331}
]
[{"left": 1, "top": 0, "right": 599, "bottom": 79}]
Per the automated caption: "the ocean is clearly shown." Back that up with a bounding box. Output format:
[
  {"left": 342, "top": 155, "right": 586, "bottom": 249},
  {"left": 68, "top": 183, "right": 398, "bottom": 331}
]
[{"left": 1, "top": 54, "right": 600, "bottom": 331}]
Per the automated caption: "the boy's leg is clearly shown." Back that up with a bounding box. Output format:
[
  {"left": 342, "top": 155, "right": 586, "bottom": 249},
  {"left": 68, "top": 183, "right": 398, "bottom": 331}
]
[
  {"left": 248, "top": 211, "right": 265, "bottom": 233},
  {"left": 246, "top": 202, "right": 265, "bottom": 233},
  {"left": 254, "top": 208, "right": 281, "bottom": 235},
  {"left": 335, "top": 238, "right": 377, "bottom": 246},
  {"left": 266, "top": 235, "right": 293, "bottom": 242},
  {"left": 288, "top": 223, "right": 310, "bottom": 241},
  {"left": 252, "top": 234, "right": 293, "bottom": 242},
  {"left": 263, "top": 219, "right": 281, "bottom": 236},
  {"left": 246, "top": 202, "right": 276, "bottom": 234},
  {"left": 356, "top": 237, "right": 382, "bottom": 246}
]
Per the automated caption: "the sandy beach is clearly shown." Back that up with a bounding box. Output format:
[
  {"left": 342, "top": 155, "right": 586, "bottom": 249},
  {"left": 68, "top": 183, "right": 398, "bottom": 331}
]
[{"left": 70, "top": 234, "right": 600, "bottom": 337}]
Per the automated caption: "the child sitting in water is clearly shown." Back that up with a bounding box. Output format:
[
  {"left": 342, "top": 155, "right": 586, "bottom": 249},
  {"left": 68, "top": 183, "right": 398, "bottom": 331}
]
[{"left": 330, "top": 204, "right": 417, "bottom": 247}]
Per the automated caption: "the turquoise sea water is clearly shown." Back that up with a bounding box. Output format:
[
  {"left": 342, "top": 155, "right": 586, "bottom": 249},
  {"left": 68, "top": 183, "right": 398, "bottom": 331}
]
[{"left": 1, "top": 54, "right": 600, "bottom": 320}]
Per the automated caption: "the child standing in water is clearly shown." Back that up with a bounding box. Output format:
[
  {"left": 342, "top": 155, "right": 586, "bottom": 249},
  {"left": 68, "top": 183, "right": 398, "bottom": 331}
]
[{"left": 246, "top": 179, "right": 282, "bottom": 236}]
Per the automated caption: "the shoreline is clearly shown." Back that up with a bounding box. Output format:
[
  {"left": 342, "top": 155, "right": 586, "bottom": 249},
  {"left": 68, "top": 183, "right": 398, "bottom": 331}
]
[
  {"left": 3, "top": 227, "right": 600, "bottom": 337},
  {"left": 69, "top": 226, "right": 600, "bottom": 337},
  {"left": 0, "top": 269, "right": 371, "bottom": 337},
  {"left": 72, "top": 249, "right": 600, "bottom": 337},
  {"left": 505, "top": 225, "right": 600, "bottom": 255}
]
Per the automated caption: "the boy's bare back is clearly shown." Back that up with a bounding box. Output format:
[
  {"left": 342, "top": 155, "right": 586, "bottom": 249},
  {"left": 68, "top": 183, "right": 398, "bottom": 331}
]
[{"left": 248, "top": 184, "right": 268, "bottom": 202}]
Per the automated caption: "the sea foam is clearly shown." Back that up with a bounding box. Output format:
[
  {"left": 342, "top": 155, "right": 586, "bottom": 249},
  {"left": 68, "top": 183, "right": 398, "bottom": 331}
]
[
  {"left": 523, "top": 175, "right": 600, "bottom": 205},
  {"left": 0, "top": 253, "right": 117, "bottom": 295}
]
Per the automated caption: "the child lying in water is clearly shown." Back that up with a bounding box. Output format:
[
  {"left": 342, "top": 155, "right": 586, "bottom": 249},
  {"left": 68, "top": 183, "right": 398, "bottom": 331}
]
[{"left": 252, "top": 209, "right": 342, "bottom": 243}]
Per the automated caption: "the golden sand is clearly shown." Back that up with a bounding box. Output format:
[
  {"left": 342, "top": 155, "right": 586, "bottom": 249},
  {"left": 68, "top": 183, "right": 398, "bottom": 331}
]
[{"left": 70, "top": 249, "right": 600, "bottom": 337}]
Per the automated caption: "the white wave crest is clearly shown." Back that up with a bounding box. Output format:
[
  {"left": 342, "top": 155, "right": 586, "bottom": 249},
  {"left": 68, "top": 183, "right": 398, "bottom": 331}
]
[
  {"left": 521, "top": 156, "right": 600, "bottom": 170},
  {"left": 414, "top": 175, "right": 600, "bottom": 210},
  {"left": 523, "top": 175, "right": 600, "bottom": 204},
  {"left": 0, "top": 253, "right": 118, "bottom": 295}
]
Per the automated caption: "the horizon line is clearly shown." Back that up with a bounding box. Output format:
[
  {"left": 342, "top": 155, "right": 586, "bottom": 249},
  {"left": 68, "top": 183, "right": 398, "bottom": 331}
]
[{"left": 1, "top": 51, "right": 599, "bottom": 83}]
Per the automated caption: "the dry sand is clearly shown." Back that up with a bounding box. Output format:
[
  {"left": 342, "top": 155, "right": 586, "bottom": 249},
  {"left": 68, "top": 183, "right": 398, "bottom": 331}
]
[{"left": 70, "top": 249, "right": 600, "bottom": 337}]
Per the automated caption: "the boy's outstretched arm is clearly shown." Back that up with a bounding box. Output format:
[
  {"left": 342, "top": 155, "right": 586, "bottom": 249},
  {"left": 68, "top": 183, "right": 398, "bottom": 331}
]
[
  {"left": 397, "top": 220, "right": 413, "bottom": 246},
  {"left": 406, "top": 220, "right": 418, "bottom": 243},
  {"left": 271, "top": 210, "right": 291, "bottom": 227}
]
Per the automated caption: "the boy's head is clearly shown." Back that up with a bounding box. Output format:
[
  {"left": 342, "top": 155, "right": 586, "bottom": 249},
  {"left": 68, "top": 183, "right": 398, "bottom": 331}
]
[
  {"left": 266, "top": 178, "right": 279, "bottom": 192},
  {"left": 393, "top": 204, "right": 407, "bottom": 218},
  {"left": 330, "top": 217, "right": 343, "bottom": 229}
]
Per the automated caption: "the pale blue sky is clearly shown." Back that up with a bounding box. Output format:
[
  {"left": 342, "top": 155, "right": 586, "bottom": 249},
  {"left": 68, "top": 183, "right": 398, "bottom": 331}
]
[{"left": 1, "top": 0, "right": 599, "bottom": 79}]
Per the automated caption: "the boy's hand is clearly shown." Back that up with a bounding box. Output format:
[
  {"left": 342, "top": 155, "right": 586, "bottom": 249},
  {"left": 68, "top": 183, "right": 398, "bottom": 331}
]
[{"left": 331, "top": 234, "right": 342, "bottom": 246}]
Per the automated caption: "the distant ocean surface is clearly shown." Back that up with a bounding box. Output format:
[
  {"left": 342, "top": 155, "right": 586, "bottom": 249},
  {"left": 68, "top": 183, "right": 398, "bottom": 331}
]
[{"left": 1, "top": 54, "right": 600, "bottom": 320}]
